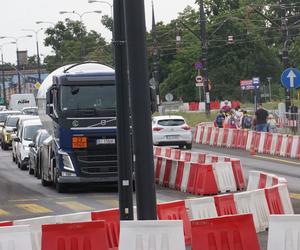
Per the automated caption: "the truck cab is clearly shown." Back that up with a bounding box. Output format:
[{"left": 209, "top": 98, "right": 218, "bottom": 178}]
[{"left": 37, "top": 63, "right": 118, "bottom": 192}]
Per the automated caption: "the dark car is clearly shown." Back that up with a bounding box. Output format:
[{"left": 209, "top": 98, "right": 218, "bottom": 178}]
[{"left": 28, "top": 129, "right": 49, "bottom": 177}]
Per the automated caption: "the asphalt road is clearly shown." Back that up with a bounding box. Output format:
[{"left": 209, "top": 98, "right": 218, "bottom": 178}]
[{"left": 0, "top": 144, "right": 300, "bottom": 250}]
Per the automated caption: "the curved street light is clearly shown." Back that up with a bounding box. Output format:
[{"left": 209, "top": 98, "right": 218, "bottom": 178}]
[
  {"left": 59, "top": 10, "right": 102, "bottom": 61},
  {"left": 88, "top": 0, "right": 113, "bottom": 18},
  {"left": 0, "top": 41, "right": 16, "bottom": 106},
  {"left": 21, "top": 28, "right": 44, "bottom": 83}
]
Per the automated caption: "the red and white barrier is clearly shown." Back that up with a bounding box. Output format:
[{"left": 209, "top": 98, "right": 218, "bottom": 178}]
[
  {"left": 119, "top": 220, "right": 185, "bottom": 250},
  {"left": 267, "top": 215, "right": 300, "bottom": 250},
  {"left": 194, "top": 125, "right": 300, "bottom": 160},
  {"left": 0, "top": 225, "right": 33, "bottom": 250}
]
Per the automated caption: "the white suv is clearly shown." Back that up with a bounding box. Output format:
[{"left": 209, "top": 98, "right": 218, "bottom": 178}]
[
  {"left": 14, "top": 119, "right": 43, "bottom": 170},
  {"left": 152, "top": 115, "right": 192, "bottom": 149}
]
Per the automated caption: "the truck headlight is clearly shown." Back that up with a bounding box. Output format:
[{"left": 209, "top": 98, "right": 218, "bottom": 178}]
[{"left": 62, "top": 154, "right": 75, "bottom": 172}]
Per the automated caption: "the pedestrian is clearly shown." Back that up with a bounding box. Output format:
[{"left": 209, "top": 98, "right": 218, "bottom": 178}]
[
  {"left": 221, "top": 100, "right": 231, "bottom": 114},
  {"left": 267, "top": 114, "right": 277, "bottom": 133},
  {"left": 224, "top": 110, "right": 237, "bottom": 129},
  {"left": 255, "top": 103, "right": 269, "bottom": 132},
  {"left": 241, "top": 110, "right": 252, "bottom": 129},
  {"left": 214, "top": 110, "right": 225, "bottom": 128},
  {"left": 234, "top": 106, "right": 243, "bottom": 128}
]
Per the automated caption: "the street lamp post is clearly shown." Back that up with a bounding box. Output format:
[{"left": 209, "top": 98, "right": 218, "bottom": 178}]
[
  {"left": 88, "top": 0, "right": 113, "bottom": 19},
  {"left": 59, "top": 10, "right": 102, "bottom": 61},
  {"left": 21, "top": 28, "right": 43, "bottom": 83},
  {"left": 267, "top": 77, "right": 272, "bottom": 102},
  {"left": 0, "top": 41, "right": 16, "bottom": 107},
  {"left": 36, "top": 21, "right": 55, "bottom": 26},
  {"left": 2, "top": 35, "right": 32, "bottom": 93}
]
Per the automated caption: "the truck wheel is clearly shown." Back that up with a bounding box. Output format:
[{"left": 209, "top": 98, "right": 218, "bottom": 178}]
[
  {"left": 20, "top": 162, "right": 27, "bottom": 171},
  {"left": 186, "top": 143, "right": 192, "bottom": 150},
  {"left": 41, "top": 167, "right": 52, "bottom": 186}
]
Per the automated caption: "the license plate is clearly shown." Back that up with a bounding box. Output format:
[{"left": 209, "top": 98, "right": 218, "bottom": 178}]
[
  {"left": 96, "top": 138, "right": 116, "bottom": 145},
  {"left": 166, "top": 135, "right": 179, "bottom": 140}
]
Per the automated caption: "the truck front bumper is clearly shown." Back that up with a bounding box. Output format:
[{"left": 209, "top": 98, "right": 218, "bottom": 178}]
[{"left": 58, "top": 176, "right": 118, "bottom": 184}]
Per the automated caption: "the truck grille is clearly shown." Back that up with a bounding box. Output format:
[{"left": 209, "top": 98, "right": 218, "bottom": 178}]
[{"left": 74, "top": 149, "right": 118, "bottom": 178}]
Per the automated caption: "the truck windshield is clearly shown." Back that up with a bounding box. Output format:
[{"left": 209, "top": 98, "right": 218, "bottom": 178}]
[
  {"left": 60, "top": 85, "right": 116, "bottom": 111},
  {"left": 23, "top": 125, "right": 42, "bottom": 141}
]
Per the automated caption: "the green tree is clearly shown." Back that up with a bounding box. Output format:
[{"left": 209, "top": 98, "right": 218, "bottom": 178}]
[{"left": 43, "top": 19, "right": 112, "bottom": 71}]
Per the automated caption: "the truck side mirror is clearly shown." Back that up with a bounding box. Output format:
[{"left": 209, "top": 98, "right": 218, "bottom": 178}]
[{"left": 46, "top": 88, "right": 55, "bottom": 116}]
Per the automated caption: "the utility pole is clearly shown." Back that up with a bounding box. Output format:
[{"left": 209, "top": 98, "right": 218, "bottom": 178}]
[
  {"left": 16, "top": 49, "right": 21, "bottom": 93},
  {"left": 1, "top": 53, "right": 6, "bottom": 107},
  {"left": 152, "top": 1, "right": 160, "bottom": 110},
  {"left": 124, "top": 0, "right": 157, "bottom": 220},
  {"left": 280, "top": 0, "right": 291, "bottom": 112},
  {"left": 200, "top": 0, "right": 210, "bottom": 115},
  {"left": 113, "top": 0, "right": 134, "bottom": 220}
]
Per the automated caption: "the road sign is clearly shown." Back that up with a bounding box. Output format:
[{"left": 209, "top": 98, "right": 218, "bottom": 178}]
[
  {"left": 252, "top": 77, "right": 260, "bottom": 89},
  {"left": 165, "top": 93, "right": 173, "bottom": 102},
  {"left": 34, "top": 82, "right": 41, "bottom": 89},
  {"left": 194, "top": 61, "right": 203, "bottom": 70},
  {"left": 195, "top": 75, "right": 203, "bottom": 83},
  {"left": 281, "top": 68, "right": 300, "bottom": 89},
  {"left": 195, "top": 82, "right": 204, "bottom": 87},
  {"left": 240, "top": 80, "right": 254, "bottom": 90}
]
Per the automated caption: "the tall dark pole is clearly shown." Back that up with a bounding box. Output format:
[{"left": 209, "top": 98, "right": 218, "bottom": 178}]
[
  {"left": 152, "top": 1, "right": 160, "bottom": 110},
  {"left": 123, "top": 0, "right": 157, "bottom": 219},
  {"left": 36, "top": 39, "right": 41, "bottom": 83},
  {"left": 16, "top": 48, "right": 21, "bottom": 93},
  {"left": 113, "top": 0, "right": 134, "bottom": 220},
  {"left": 200, "top": 0, "right": 210, "bottom": 115},
  {"left": 1, "top": 52, "right": 6, "bottom": 107},
  {"left": 280, "top": 0, "right": 291, "bottom": 112}
]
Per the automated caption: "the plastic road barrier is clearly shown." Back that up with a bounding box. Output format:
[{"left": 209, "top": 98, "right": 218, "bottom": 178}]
[
  {"left": 191, "top": 214, "right": 260, "bottom": 250},
  {"left": 214, "top": 194, "right": 238, "bottom": 216},
  {"left": 119, "top": 220, "right": 185, "bottom": 250},
  {"left": 234, "top": 189, "right": 270, "bottom": 232},
  {"left": 212, "top": 162, "right": 237, "bottom": 193},
  {"left": 41, "top": 221, "right": 109, "bottom": 250},
  {"left": 265, "top": 185, "right": 285, "bottom": 214},
  {"left": 55, "top": 211, "right": 92, "bottom": 223},
  {"left": 193, "top": 164, "right": 218, "bottom": 195},
  {"left": 0, "top": 221, "right": 13, "bottom": 226},
  {"left": 14, "top": 216, "right": 55, "bottom": 250},
  {"left": 157, "top": 200, "right": 191, "bottom": 245},
  {"left": 0, "top": 225, "right": 33, "bottom": 250},
  {"left": 268, "top": 215, "right": 300, "bottom": 250},
  {"left": 185, "top": 197, "right": 218, "bottom": 220},
  {"left": 92, "top": 209, "right": 120, "bottom": 250}
]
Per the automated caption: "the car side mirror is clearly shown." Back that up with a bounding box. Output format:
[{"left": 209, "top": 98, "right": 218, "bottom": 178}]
[
  {"left": 13, "top": 137, "right": 20, "bottom": 142},
  {"left": 29, "top": 142, "right": 35, "bottom": 147}
]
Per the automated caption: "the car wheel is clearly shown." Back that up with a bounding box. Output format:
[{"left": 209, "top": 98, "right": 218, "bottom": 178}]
[
  {"left": 179, "top": 145, "right": 184, "bottom": 149},
  {"left": 20, "top": 161, "right": 28, "bottom": 171},
  {"left": 186, "top": 143, "right": 192, "bottom": 150},
  {"left": 28, "top": 162, "right": 34, "bottom": 175},
  {"left": 2, "top": 143, "right": 9, "bottom": 151}
]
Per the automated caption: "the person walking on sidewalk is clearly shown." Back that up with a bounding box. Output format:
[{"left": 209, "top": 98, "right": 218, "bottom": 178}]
[{"left": 255, "top": 103, "right": 269, "bottom": 132}]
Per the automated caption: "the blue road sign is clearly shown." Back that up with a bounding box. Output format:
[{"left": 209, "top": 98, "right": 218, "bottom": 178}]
[
  {"left": 281, "top": 68, "right": 300, "bottom": 89},
  {"left": 252, "top": 77, "right": 260, "bottom": 89}
]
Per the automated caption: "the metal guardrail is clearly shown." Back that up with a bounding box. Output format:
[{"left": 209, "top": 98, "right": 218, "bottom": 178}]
[{"left": 274, "top": 111, "right": 300, "bottom": 135}]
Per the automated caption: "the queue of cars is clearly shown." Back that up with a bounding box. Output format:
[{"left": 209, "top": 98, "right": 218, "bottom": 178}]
[{"left": 0, "top": 108, "right": 46, "bottom": 177}]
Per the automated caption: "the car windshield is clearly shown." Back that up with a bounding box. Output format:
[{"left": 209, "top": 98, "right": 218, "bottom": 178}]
[
  {"left": 60, "top": 84, "right": 116, "bottom": 111},
  {"left": 23, "top": 108, "right": 38, "bottom": 115},
  {"left": 158, "top": 119, "right": 185, "bottom": 126},
  {"left": 0, "top": 112, "right": 20, "bottom": 122},
  {"left": 5, "top": 117, "right": 19, "bottom": 127},
  {"left": 23, "top": 125, "right": 42, "bottom": 141}
]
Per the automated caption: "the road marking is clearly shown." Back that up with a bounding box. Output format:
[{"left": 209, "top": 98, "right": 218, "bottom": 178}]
[
  {"left": 97, "top": 199, "right": 119, "bottom": 208},
  {"left": 290, "top": 193, "right": 300, "bottom": 200},
  {"left": 16, "top": 204, "right": 52, "bottom": 214},
  {"left": 253, "top": 155, "right": 300, "bottom": 166},
  {"left": 56, "top": 201, "right": 93, "bottom": 211},
  {"left": 0, "top": 209, "right": 9, "bottom": 216},
  {"left": 9, "top": 198, "right": 39, "bottom": 202}
]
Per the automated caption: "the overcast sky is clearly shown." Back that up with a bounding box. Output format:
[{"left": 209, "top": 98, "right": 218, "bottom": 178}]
[{"left": 0, "top": 0, "right": 197, "bottom": 64}]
